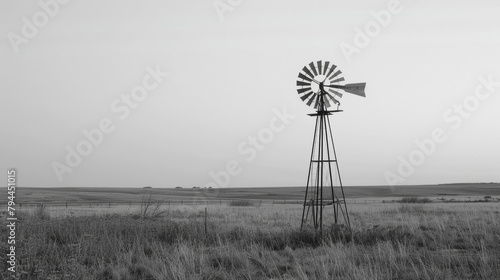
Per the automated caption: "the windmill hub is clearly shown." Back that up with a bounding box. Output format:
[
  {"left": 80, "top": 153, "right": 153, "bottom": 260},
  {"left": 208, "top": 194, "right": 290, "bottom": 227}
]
[{"left": 296, "top": 60, "right": 366, "bottom": 232}]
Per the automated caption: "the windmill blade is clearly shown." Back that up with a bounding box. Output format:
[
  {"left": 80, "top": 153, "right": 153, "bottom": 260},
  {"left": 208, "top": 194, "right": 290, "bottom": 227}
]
[
  {"left": 325, "top": 64, "right": 337, "bottom": 78},
  {"left": 327, "top": 89, "right": 343, "bottom": 98},
  {"left": 298, "top": 73, "right": 312, "bottom": 82},
  {"left": 344, "top": 83, "right": 366, "bottom": 97},
  {"left": 329, "top": 77, "right": 345, "bottom": 83},
  {"left": 297, "top": 87, "right": 311, "bottom": 94},
  {"left": 306, "top": 94, "right": 317, "bottom": 106},
  {"left": 313, "top": 95, "right": 321, "bottom": 109},
  {"left": 323, "top": 95, "right": 331, "bottom": 108},
  {"left": 301, "top": 66, "right": 314, "bottom": 79},
  {"left": 300, "top": 91, "right": 314, "bottom": 101},
  {"left": 330, "top": 94, "right": 340, "bottom": 105},
  {"left": 322, "top": 61, "right": 330, "bottom": 75},
  {"left": 309, "top": 62, "right": 318, "bottom": 76},
  {"left": 317, "top": 61, "right": 323, "bottom": 75},
  {"left": 325, "top": 92, "right": 340, "bottom": 104},
  {"left": 329, "top": 70, "right": 342, "bottom": 80},
  {"left": 296, "top": 80, "right": 310, "bottom": 87}
]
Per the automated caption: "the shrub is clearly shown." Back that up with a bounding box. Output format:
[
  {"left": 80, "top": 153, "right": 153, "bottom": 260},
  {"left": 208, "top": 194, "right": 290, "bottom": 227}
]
[
  {"left": 399, "top": 197, "right": 432, "bottom": 204},
  {"left": 229, "top": 200, "right": 254, "bottom": 207},
  {"left": 139, "top": 193, "right": 166, "bottom": 219}
]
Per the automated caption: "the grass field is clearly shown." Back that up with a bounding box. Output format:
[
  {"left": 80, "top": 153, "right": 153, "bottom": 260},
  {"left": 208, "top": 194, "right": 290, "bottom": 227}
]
[
  {"left": 1, "top": 184, "right": 499, "bottom": 279},
  {"left": 8, "top": 183, "right": 500, "bottom": 205}
]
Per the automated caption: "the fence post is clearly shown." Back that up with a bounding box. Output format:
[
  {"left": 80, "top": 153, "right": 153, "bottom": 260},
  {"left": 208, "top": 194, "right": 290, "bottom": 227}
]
[{"left": 204, "top": 207, "right": 208, "bottom": 238}]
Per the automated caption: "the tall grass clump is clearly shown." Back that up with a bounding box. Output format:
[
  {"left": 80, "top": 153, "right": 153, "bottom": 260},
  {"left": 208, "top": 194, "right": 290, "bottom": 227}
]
[
  {"left": 32, "top": 203, "right": 51, "bottom": 220},
  {"left": 399, "top": 197, "right": 432, "bottom": 203},
  {"left": 229, "top": 200, "right": 254, "bottom": 207}
]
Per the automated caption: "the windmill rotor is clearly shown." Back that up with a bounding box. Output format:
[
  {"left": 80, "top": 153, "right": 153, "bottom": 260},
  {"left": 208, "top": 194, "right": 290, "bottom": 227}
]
[{"left": 296, "top": 60, "right": 366, "bottom": 109}]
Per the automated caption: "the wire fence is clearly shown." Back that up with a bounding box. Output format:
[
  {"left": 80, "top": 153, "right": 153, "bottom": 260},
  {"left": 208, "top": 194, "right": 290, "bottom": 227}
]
[{"left": 14, "top": 197, "right": 498, "bottom": 209}]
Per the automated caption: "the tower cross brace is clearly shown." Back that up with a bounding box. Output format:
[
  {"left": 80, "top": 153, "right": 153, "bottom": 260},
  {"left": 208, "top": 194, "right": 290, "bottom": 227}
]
[{"left": 300, "top": 88, "right": 350, "bottom": 233}]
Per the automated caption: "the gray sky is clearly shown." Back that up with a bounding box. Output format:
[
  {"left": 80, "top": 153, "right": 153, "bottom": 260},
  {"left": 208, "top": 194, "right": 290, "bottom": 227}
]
[{"left": 2, "top": 0, "right": 500, "bottom": 188}]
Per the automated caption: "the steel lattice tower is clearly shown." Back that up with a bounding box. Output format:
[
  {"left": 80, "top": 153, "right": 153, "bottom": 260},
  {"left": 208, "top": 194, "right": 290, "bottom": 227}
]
[{"left": 300, "top": 94, "right": 350, "bottom": 231}]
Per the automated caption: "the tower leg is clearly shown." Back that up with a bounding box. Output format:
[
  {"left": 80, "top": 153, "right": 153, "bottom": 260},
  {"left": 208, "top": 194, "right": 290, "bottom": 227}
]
[
  {"left": 300, "top": 114, "right": 320, "bottom": 230},
  {"left": 300, "top": 109, "right": 350, "bottom": 233},
  {"left": 326, "top": 115, "right": 351, "bottom": 228}
]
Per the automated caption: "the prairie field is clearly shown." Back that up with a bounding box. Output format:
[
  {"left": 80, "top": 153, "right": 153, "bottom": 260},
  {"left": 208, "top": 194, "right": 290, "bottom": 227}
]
[{"left": 1, "top": 194, "right": 499, "bottom": 280}]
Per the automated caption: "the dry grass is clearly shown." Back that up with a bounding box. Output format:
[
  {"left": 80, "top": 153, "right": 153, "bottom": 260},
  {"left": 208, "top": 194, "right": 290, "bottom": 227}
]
[
  {"left": 228, "top": 200, "right": 255, "bottom": 207},
  {"left": 1, "top": 202, "right": 499, "bottom": 279},
  {"left": 398, "top": 197, "right": 433, "bottom": 203}
]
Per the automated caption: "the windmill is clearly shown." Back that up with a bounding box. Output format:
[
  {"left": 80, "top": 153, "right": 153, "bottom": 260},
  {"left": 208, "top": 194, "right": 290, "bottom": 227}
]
[{"left": 296, "top": 60, "right": 366, "bottom": 233}]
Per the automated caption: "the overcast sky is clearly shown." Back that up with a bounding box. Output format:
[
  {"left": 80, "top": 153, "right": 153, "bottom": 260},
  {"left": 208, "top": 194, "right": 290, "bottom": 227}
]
[{"left": 2, "top": 0, "right": 500, "bottom": 188}]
